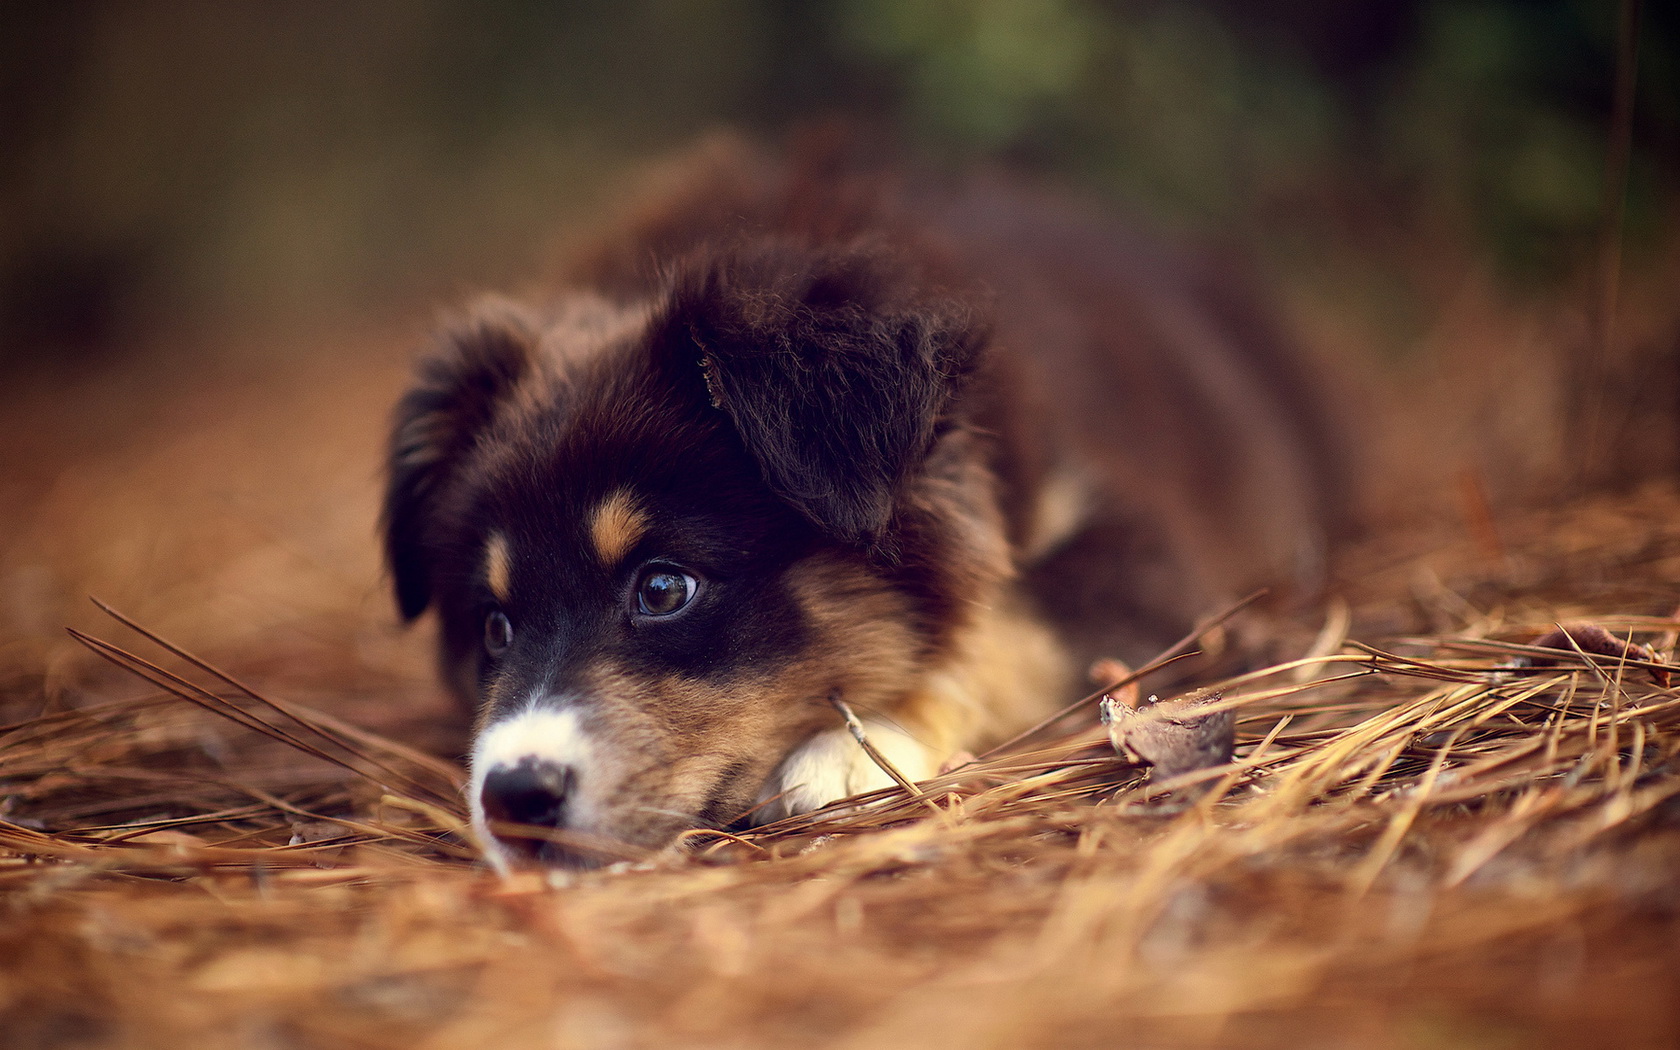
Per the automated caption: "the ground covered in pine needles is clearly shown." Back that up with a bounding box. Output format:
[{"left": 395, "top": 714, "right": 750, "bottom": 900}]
[{"left": 1, "top": 339, "right": 1678, "bottom": 1049}]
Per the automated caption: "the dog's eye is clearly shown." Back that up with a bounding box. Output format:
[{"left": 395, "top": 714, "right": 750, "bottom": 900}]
[
  {"left": 635, "top": 569, "right": 697, "bottom": 617},
  {"left": 484, "top": 610, "right": 513, "bottom": 656}
]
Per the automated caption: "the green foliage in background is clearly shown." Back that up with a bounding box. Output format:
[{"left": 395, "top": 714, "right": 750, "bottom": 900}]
[
  {"left": 835, "top": 0, "right": 1337, "bottom": 223},
  {"left": 837, "top": 0, "right": 1673, "bottom": 279},
  {"left": 1383, "top": 1, "right": 1673, "bottom": 281},
  {"left": 0, "top": 0, "right": 1673, "bottom": 361}
]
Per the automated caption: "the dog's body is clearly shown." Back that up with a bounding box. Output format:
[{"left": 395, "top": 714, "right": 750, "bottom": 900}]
[{"left": 383, "top": 143, "right": 1345, "bottom": 869}]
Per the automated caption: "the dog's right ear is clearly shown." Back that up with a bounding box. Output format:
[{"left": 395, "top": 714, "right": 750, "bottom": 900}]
[
  {"left": 383, "top": 305, "right": 535, "bottom": 621},
  {"left": 657, "top": 244, "right": 988, "bottom": 550}
]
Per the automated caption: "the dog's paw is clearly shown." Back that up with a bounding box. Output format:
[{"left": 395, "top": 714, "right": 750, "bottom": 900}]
[{"left": 754, "top": 721, "right": 934, "bottom": 823}]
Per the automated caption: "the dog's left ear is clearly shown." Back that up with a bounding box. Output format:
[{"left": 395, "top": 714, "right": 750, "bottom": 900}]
[
  {"left": 663, "top": 244, "right": 988, "bottom": 547},
  {"left": 383, "top": 303, "right": 536, "bottom": 620}
]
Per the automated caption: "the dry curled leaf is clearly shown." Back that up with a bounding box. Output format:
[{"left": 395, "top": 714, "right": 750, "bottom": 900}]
[
  {"left": 1099, "top": 687, "right": 1235, "bottom": 783},
  {"left": 1525, "top": 623, "right": 1671, "bottom": 687}
]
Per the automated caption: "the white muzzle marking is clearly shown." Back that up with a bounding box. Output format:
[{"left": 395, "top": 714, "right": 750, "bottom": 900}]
[{"left": 469, "top": 702, "right": 596, "bottom": 873}]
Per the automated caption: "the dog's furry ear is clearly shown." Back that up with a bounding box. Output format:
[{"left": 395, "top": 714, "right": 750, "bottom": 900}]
[
  {"left": 383, "top": 305, "right": 535, "bottom": 620},
  {"left": 664, "top": 244, "right": 988, "bottom": 546}
]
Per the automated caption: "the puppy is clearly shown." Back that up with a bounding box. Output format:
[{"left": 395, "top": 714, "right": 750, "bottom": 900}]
[{"left": 382, "top": 143, "right": 1345, "bottom": 869}]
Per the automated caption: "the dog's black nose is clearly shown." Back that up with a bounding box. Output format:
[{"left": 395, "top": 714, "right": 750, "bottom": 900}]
[{"left": 480, "top": 758, "right": 573, "bottom": 844}]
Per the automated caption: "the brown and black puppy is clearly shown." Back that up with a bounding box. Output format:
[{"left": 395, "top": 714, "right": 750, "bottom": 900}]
[{"left": 383, "top": 143, "right": 1345, "bottom": 870}]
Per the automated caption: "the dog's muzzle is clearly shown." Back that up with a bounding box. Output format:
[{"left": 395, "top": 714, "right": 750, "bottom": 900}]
[{"left": 470, "top": 704, "right": 597, "bottom": 870}]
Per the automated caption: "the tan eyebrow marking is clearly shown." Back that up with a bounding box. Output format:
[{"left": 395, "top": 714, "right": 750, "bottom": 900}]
[
  {"left": 589, "top": 489, "right": 649, "bottom": 567},
  {"left": 485, "top": 531, "right": 512, "bottom": 604}
]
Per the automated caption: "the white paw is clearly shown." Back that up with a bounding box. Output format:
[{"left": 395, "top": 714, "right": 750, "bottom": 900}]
[{"left": 755, "top": 721, "right": 934, "bottom": 823}]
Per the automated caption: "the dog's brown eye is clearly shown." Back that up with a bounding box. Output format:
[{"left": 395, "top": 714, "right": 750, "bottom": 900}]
[
  {"left": 484, "top": 610, "right": 513, "bottom": 656},
  {"left": 636, "top": 569, "right": 697, "bottom": 617}
]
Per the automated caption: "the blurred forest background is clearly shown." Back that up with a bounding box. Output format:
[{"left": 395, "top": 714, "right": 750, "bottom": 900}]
[
  {"left": 2, "top": 0, "right": 1674, "bottom": 369},
  {"left": 0, "top": 0, "right": 1677, "bottom": 665}
]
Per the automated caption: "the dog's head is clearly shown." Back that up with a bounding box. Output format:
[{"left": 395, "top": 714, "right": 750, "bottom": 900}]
[{"left": 383, "top": 242, "right": 993, "bottom": 868}]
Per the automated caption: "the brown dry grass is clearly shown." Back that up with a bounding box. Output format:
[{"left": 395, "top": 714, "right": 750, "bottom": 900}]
[{"left": 2, "top": 319, "right": 1679, "bottom": 1049}]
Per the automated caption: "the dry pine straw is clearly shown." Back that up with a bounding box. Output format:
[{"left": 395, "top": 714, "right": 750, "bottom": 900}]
[{"left": 2, "top": 487, "right": 1680, "bottom": 1049}]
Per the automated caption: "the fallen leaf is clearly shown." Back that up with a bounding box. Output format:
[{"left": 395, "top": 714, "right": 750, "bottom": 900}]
[
  {"left": 1100, "top": 688, "right": 1235, "bottom": 783},
  {"left": 1525, "top": 623, "right": 1670, "bottom": 687}
]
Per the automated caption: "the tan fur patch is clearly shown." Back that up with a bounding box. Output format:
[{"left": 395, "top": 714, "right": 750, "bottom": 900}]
[
  {"left": 580, "top": 665, "right": 789, "bottom": 833},
  {"left": 901, "top": 594, "right": 1076, "bottom": 758},
  {"left": 785, "top": 555, "right": 924, "bottom": 717},
  {"left": 484, "top": 531, "right": 512, "bottom": 604},
  {"left": 589, "top": 490, "right": 649, "bottom": 567},
  {"left": 1022, "top": 467, "right": 1092, "bottom": 562},
  {"left": 783, "top": 551, "right": 1075, "bottom": 755}
]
